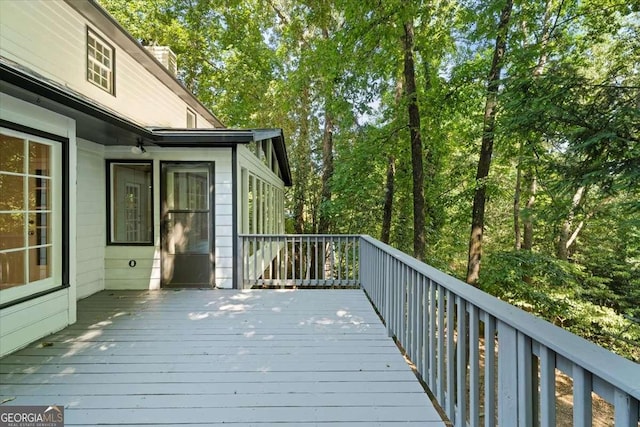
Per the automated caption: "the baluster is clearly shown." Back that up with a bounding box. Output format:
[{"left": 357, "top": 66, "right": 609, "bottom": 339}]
[
  {"left": 484, "top": 313, "right": 496, "bottom": 427},
  {"left": 539, "top": 345, "right": 556, "bottom": 427},
  {"left": 456, "top": 296, "right": 467, "bottom": 426},
  {"left": 573, "top": 365, "right": 592, "bottom": 427},
  {"left": 469, "top": 305, "right": 480, "bottom": 426}
]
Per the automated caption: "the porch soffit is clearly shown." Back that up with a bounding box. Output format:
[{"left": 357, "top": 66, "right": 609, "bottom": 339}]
[{"left": 0, "top": 58, "right": 293, "bottom": 186}]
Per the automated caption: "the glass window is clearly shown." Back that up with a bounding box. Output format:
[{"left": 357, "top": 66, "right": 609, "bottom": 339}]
[
  {"left": 0, "top": 132, "right": 57, "bottom": 291},
  {"left": 108, "top": 162, "right": 153, "bottom": 244},
  {"left": 87, "top": 29, "right": 114, "bottom": 94}
]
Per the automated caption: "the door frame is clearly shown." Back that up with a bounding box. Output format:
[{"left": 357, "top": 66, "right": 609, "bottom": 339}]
[{"left": 160, "top": 161, "right": 215, "bottom": 288}]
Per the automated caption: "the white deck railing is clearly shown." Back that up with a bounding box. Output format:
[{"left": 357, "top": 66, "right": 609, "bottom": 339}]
[
  {"left": 239, "top": 234, "right": 640, "bottom": 426},
  {"left": 239, "top": 234, "right": 359, "bottom": 288}
]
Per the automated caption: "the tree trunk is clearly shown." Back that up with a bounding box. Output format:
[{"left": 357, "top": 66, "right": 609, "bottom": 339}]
[
  {"left": 557, "top": 186, "right": 586, "bottom": 260},
  {"left": 403, "top": 19, "right": 426, "bottom": 261},
  {"left": 466, "top": 0, "right": 513, "bottom": 285},
  {"left": 514, "top": 147, "right": 522, "bottom": 250},
  {"left": 522, "top": 173, "right": 537, "bottom": 250},
  {"left": 293, "top": 86, "right": 311, "bottom": 234},
  {"left": 317, "top": 110, "right": 334, "bottom": 234},
  {"left": 381, "top": 155, "right": 396, "bottom": 244}
]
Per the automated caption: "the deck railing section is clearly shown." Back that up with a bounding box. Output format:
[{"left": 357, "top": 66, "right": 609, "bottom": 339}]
[
  {"left": 239, "top": 234, "right": 359, "bottom": 289},
  {"left": 238, "top": 234, "right": 639, "bottom": 426},
  {"left": 359, "top": 235, "right": 640, "bottom": 427}
]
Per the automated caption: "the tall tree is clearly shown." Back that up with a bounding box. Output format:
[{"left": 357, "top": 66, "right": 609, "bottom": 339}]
[
  {"left": 403, "top": 19, "right": 426, "bottom": 261},
  {"left": 466, "top": 0, "right": 513, "bottom": 285}
]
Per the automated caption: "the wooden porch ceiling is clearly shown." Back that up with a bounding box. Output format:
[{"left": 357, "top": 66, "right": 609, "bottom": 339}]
[{"left": 0, "top": 290, "right": 445, "bottom": 426}]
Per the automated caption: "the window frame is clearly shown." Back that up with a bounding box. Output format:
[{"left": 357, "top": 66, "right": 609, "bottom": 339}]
[
  {"left": 0, "top": 123, "right": 69, "bottom": 309},
  {"left": 86, "top": 27, "right": 116, "bottom": 95},
  {"left": 186, "top": 108, "right": 197, "bottom": 128},
  {"left": 106, "top": 160, "right": 154, "bottom": 246}
]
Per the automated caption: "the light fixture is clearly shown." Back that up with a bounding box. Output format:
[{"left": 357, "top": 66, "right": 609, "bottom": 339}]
[{"left": 131, "top": 139, "right": 146, "bottom": 155}]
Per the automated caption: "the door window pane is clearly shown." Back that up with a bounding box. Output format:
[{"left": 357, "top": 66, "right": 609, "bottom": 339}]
[
  {"left": 29, "top": 142, "right": 51, "bottom": 176},
  {"left": 29, "top": 247, "right": 51, "bottom": 282},
  {"left": 0, "top": 213, "right": 25, "bottom": 250},
  {"left": 29, "top": 177, "right": 51, "bottom": 210},
  {"left": 109, "top": 162, "right": 153, "bottom": 244},
  {"left": 165, "top": 212, "right": 209, "bottom": 254},
  {"left": 170, "top": 171, "right": 208, "bottom": 210}
]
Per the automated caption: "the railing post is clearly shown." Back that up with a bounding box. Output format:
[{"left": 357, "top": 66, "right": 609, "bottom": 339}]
[
  {"left": 498, "top": 320, "right": 519, "bottom": 424},
  {"left": 236, "top": 235, "right": 244, "bottom": 289},
  {"left": 385, "top": 250, "right": 392, "bottom": 337}
]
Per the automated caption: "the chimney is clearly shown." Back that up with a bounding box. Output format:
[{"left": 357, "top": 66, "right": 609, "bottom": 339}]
[{"left": 145, "top": 46, "right": 177, "bottom": 77}]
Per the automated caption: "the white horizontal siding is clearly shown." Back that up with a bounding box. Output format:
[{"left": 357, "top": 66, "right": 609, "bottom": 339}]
[
  {"left": 0, "top": 291, "right": 70, "bottom": 357},
  {"left": 0, "top": 1, "right": 216, "bottom": 128},
  {"left": 76, "top": 139, "right": 106, "bottom": 300},
  {"left": 104, "top": 246, "right": 160, "bottom": 290}
]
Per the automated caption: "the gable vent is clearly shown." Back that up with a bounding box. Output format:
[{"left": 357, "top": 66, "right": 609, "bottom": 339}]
[{"left": 145, "top": 46, "right": 177, "bottom": 77}]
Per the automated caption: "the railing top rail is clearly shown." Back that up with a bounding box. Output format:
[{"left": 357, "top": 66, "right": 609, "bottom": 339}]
[
  {"left": 359, "top": 234, "right": 640, "bottom": 399},
  {"left": 240, "top": 234, "right": 362, "bottom": 238}
]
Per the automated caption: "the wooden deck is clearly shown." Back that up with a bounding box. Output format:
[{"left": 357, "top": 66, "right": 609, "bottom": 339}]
[{"left": 0, "top": 289, "right": 445, "bottom": 426}]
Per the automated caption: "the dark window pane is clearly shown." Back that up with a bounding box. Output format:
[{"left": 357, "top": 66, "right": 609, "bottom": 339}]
[
  {"left": 29, "top": 246, "right": 51, "bottom": 282},
  {"left": 28, "top": 212, "right": 50, "bottom": 246},
  {"left": 111, "top": 163, "right": 152, "bottom": 243},
  {"left": 29, "top": 177, "right": 50, "bottom": 210}
]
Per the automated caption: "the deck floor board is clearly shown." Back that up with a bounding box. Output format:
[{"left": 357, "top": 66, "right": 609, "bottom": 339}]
[{"left": 0, "top": 289, "right": 445, "bottom": 426}]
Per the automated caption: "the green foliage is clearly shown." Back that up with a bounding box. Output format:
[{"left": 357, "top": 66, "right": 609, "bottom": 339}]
[
  {"left": 99, "top": 0, "right": 640, "bottom": 361},
  {"left": 480, "top": 251, "right": 640, "bottom": 361}
]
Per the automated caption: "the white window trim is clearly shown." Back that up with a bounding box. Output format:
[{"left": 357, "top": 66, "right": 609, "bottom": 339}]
[
  {"left": 186, "top": 108, "right": 197, "bottom": 128},
  {"left": 87, "top": 28, "right": 115, "bottom": 95},
  {"left": 0, "top": 128, "right": 63, "bottom": 305}
]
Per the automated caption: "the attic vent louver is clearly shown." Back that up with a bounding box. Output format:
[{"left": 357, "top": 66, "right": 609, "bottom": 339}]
[{"left": 145, "top": 46, "right": 177, "bottom": 77}]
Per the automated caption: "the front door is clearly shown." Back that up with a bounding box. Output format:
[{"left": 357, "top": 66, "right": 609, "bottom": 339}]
[{"left": 160, "top": 162, "right": 214, "bottom": 288}]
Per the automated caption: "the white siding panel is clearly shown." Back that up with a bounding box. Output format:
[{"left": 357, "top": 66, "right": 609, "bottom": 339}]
[
  {"left": 104, "top": 247, "right": 159, "bottom": 291},
  {"left": 76, "top": 140, "right": 106, "bottom": 300},
  {"left": 0, "top": 292, "right": 70, "bottom": 357}
]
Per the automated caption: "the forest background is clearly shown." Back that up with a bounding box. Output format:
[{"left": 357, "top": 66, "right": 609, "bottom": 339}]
[{"left": 99, "top": 0, "right": 639, "bottom": 361}]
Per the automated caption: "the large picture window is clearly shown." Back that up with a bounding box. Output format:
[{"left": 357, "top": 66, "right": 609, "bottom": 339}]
[
  {"left": 107, "top": 161, "right": 153, "bottom": 245},
  {"left": 0, "top": 130, "right": 61, "bottom": 295}
]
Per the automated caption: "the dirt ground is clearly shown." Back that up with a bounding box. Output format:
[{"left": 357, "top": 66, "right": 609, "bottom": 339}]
[{"left": 399, "top": 337, "right": 622, "bottom": 426}]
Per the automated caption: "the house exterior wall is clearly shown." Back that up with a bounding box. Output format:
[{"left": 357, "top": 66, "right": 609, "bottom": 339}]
[
  {"left": 0, "top": 0, "right": 215, "bottom": 129},
  {"left": 103, "top": 147, "right": 235, "bottom": 289},
  {"left": 0, "top": 93, "right": 78, "bottom": 357},
  {"left": 0, "top": 1, "right": 290, "bottom": 357},
  {"left": 76, "top": 139, "right": 106, "bottom": 299}
]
